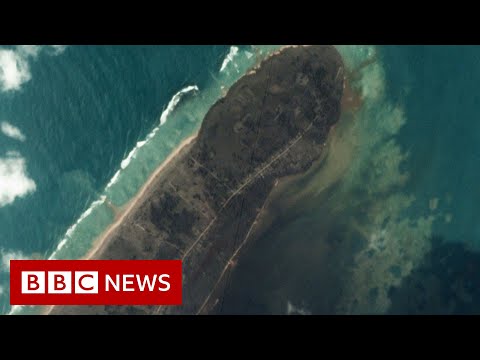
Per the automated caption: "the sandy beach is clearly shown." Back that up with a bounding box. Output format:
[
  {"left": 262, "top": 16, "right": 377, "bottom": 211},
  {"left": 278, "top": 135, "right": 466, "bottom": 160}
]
[
  {"left": 43, "top": 48, "right": 288, "bottom": 315},
  {"left": 78, "top": 46, "right": 306, "bottom": 264},
  {"left": 61, "top": 46, "right": 300, "bottom": 265},
  {"left": 41, "top": 44, "right": 344, "bottom": 315},
  {"left": 84, "top": 133, "right": 198, "bottom": 260},
  {"left": 43, "top": 133, "right": 198, "bottom": 315}
]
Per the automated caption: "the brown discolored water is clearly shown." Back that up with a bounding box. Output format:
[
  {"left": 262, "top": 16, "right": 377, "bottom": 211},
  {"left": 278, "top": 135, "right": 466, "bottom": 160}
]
[{"left": 216, "top": 46, "right": 437, "bottom": 314}]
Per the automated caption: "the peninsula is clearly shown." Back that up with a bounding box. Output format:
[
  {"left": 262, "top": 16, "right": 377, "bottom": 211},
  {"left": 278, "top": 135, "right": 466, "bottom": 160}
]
[{"left": 49, "top": 45, "right": 344, "bottom": 315}]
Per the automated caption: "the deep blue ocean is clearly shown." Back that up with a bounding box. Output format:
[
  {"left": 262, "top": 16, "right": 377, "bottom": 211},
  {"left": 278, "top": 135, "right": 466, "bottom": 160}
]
[{"left": 1, "top": 45, "right": 479, "bottom": 314}]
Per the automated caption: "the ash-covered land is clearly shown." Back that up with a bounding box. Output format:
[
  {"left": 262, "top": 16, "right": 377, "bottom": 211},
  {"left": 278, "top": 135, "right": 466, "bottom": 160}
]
[{"left": 51, "top": 45, "right": 344, "bottom": 315}]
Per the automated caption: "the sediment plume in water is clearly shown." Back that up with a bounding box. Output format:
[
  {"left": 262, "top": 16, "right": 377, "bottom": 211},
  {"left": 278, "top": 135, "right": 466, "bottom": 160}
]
[{"left": 220, "top": 46, "right": 442, "bottom": 314}]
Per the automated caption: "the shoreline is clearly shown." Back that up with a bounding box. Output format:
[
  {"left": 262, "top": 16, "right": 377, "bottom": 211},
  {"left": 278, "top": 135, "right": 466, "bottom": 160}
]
[
  {"left": 42, "top": 47, "right": 290, "bottom": 316},
  {"left": 84, "top": 133, "right": 198, "bottom": 261},
  {"left": 78, "top": 46, "right": 307, "bottom": 262},
  {"left": 42, "top": 44, "right": 342, "bottom": 315},
  {"left": 42, "top": 133, "right": 198, "bottom": 315}
]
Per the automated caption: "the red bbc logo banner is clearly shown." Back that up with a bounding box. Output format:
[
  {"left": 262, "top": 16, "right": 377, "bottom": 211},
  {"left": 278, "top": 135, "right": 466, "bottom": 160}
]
[{"left": 10, "top": 260, "right": 182, "bottom": 306}]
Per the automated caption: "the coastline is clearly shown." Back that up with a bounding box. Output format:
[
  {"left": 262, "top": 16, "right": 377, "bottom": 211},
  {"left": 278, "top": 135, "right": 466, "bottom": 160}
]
[
  {"left": 198, "top": 66, "right": 359, "bottom": 313},
  {"left": 74, "top": 46, "right": 306, "bottom": 262},
  {"left": 42, "top": 47, "right": 289, "bottom": 315},
  {"left": 43, "top": 44, "right": 344, "bottom": 315},
  {"left": 80, "top": 45, "right": 307, "bottom": 267},
  {"left": 42, "top": 133, "right": 198, "bottom": 315},
  {"left": 84, "top": 133, "right": 198, "bottom": 261}
]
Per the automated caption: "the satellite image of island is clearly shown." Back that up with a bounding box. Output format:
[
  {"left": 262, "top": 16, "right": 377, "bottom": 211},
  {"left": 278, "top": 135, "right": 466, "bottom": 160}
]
[{"left": 1, "top": 45, "right": 480, "bottom": 315}]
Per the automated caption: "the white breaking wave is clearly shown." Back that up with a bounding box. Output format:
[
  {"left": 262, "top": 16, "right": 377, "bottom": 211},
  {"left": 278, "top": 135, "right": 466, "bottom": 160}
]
[
  {"left": 105, "top": 170, "right": 121, "bottom": 190},
  {"left": 0, "top": 285, "right": 4, "bottom": 296},
  {"left": 220, "top": 46, "right": 239, "bottom": 73},
  {"left": 1, "top": 121, "right": 26, "bottom": 141},
  {"left": 160, "top": 85, "right": 199, "bottom": 125},
  {"left": 105, "top": 140, "right": 145, "bottom": 190},
  {"left": 49, "top": 85, "right": 200, "bottom": 259},
  {"left": 48, "top": 195, "right": 107, "bottom": 260},
  {"left": 47, "top": 84, "right": 201, "bottom": 265},
  {"left": 0, "top": 45, "right": 68, "bottom": 92},
  {"left": 120, "top": 140, "right": 147, "bottom": 169},
  {"left": 0, "top": 151, "right": 36, "bottom": 207},
  {"left": 0, "top": 248, "right": 29, "bottom": 272},
  {"left": 105, "top": 85, "right": 198, "bottom": 190}
]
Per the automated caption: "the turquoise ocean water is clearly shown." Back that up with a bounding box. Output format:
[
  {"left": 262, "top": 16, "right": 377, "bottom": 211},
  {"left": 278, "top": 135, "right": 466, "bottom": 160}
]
[{"left": 1, "top": 45, "right": 480, "bottom": 314}]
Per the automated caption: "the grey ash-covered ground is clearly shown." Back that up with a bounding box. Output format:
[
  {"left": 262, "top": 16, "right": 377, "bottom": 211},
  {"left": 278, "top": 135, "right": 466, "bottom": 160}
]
[{"left": 51, "top": 45, "right": 344, "bottom": 315}]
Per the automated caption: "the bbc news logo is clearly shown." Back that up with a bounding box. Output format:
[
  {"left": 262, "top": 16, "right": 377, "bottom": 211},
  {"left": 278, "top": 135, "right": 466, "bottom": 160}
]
[
  {"left": 10, "top": 260, "right": 182, "bottom": 306},
  {"left": 22, "top": 271, "right": 100, "bottom": 294}
]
